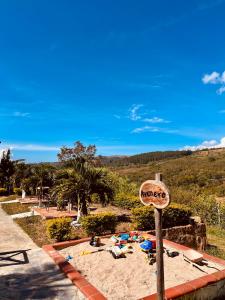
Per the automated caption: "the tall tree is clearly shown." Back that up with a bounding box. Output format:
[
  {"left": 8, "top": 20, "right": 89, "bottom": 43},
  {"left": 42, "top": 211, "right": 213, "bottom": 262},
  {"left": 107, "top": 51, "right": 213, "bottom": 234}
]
[
  {"left": 0, "top": 149, "right": 15, "bottom": 194},
  {"left": 58, "top": 141, "right": 100, "bottom": 166},
  {"left": 55, "top": 141, "right": 114, "bottom": 215}
]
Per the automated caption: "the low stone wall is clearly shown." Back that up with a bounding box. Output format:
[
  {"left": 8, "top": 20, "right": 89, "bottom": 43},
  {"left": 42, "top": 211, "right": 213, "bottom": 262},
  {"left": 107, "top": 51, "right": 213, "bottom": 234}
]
[{"left": 149, "top": 220, "right": 207, "bottom": 250}]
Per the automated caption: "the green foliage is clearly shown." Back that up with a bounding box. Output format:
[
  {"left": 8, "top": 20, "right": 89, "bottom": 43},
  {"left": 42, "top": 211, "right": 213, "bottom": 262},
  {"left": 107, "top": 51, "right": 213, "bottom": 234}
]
[
  {"left": 113, "top": 192, "right": 142, "bottom": 209},
  {"left": 162, "top": 204, "right": 192, "bottom": 228},
  {"left": 102, "top": 150, "right": 192, "bottom": 166},
  {"left": 47, "top": 218, "right": 72, "bottom": 242},
  {"left": 52, "top": 164, "right": 115, "bottom": 215},
  {"left": 0, "top": 149, "right": 15, "bottom": 194},
  {"left": 131, "top": 206, "right": 155, "bottom": 230},
  {"left": 205, "top": 245, "right": 225, "bottom": 260},
  {"left": 131, "top": 204, "right": 192, "bottom": 230},
  {"left": 13, "top": 187, "right": 22, "bottom": 196},
  {"left": 80, "top": 212, "right": 117, "bottom": 235},
  {"left": 0, "top": 188, "right": 7, "bottom": 196},
  {"left": 193, "top": 194, "right": 219, "bottom": 225}
]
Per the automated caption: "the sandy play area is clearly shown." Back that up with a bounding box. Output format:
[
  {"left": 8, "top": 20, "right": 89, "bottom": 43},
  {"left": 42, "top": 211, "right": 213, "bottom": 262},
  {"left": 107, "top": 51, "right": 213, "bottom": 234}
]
[{"left": 60, "top": 238, "right": 224, "bottom": 300}]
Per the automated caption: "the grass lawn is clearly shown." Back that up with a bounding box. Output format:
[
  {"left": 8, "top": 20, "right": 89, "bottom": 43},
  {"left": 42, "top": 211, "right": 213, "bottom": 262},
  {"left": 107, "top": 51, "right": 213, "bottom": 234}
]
[
  {"left": 15, "top": 216, "right": 53, "bottom": 247},
  {"left": 15, "top": 215, "right": 87, "bottom": 247},
  {"left": 0, "top": 195, "right": 17, "bottom": 202},
  {"left": 205, "top": 226, "right": 225, "bottom": 260},
  {"left": 1, "top": 202, "right": 31, "bottom": 215}
]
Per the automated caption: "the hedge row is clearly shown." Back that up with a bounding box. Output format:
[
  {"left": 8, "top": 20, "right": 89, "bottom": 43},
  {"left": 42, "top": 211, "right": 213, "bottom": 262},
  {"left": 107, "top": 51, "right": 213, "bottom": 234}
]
[
  {"left": 0, "top": 187, "right": 22, "bottom": 196},
  {"left": 113, "top": 192, "right": 142, "bottom": 209},
  {"left": 0, "top": 188, "right": 7, "bottom": 196},
  {"left": 47, "top": 218, "right": 72, "bottom": 242},
  {"left": 131, "top": 203, "right": 192, "bottom": 230},
  {"left": 46, "top": 204, "right": 192, "bottom": 240},
  {"left": 80, "top": 212, "right": 117, "bottom": 235}
]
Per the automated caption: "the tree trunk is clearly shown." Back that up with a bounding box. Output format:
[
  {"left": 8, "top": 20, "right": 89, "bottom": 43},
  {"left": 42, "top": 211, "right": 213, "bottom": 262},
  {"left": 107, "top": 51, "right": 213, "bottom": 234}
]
[{"left": 80, "top": 196, "right": 88, "bottom": 215}]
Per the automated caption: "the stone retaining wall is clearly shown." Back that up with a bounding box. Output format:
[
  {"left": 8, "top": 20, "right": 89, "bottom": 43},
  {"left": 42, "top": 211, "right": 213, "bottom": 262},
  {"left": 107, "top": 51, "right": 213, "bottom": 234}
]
[{"left": 149, "top": 220, "right": 207, "bottom": 250}]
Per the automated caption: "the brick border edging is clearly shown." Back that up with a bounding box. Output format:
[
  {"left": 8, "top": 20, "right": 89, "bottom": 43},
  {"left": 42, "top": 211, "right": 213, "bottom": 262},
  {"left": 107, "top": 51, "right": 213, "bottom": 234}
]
[{"left": 43, "top": 234, "right": 225, "bottom": 300}]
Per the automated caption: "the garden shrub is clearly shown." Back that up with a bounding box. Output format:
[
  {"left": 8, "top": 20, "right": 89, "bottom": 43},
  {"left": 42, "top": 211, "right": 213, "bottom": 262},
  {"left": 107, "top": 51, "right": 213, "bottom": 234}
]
[
  {"left": 162, "top": 203, "right": 192, "bottom": 228},
  {"left": 131, "top": 203, "right": 192, "bottom": 230},
  {"left": 13, "top": 187, "right": 22, "bottom": 196},
  {"left": 80, "top": 212, "right": 117, "bottom": 235},
  {"left": 131, "top": 206, "right": 154, "bottom": 230},
  {"left": 114, "top": 192, "right": 142, "bottom": 209},
  {"left": 47, "top": 218, "right": 72, "bottom": 242},
  {"left": 0, "top": 188, "right": 7, "bottom": 196}
]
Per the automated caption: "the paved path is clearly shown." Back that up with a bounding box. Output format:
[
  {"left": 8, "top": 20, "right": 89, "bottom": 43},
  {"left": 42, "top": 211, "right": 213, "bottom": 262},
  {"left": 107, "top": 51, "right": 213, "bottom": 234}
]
[
  {"left": 0, "top": 199, "right": 19, "bottom": 204},
  {"left": 0, "top": 207, "right": 83, "bottom": 300},
  {"left": 11, "top": 211, "right": 40, "bottom": 219}
]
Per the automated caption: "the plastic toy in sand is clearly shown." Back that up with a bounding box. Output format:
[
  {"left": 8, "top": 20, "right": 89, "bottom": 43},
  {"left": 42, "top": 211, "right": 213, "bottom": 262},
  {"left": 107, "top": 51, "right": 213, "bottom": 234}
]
[
  {"left": 90, "top": 236, "right": 101, "bottom": 247},
  {"left": 65, "top": 255, "right": 73, "bottom": 261},
  {"left": 140, "top": 240, "right": 153, "bottom": 252}
]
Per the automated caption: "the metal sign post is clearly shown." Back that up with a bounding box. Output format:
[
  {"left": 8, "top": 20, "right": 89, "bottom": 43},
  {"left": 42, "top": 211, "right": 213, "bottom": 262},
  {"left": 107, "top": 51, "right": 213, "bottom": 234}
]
[
  {"left": 155, "top": 173, "right": 165, "bottom": 300},
  {"left": 139, "top": 173, "right": 170, "bottom": 300}
]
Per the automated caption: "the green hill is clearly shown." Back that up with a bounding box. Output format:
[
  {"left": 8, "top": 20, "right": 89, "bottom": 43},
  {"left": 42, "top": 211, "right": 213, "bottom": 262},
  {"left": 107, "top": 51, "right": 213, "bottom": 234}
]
[{"left": 113, "top": 148, "right": 225, "bottom": 204}]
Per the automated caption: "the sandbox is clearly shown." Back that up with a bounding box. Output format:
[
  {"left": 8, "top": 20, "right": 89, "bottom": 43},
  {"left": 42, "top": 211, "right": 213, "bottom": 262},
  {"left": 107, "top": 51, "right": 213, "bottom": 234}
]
[
  {"left": 59, "top": 238, "right": 224, "bottom": 300},
  {"left": 43, "top": 235, "right": 225, "bottom": 299}
]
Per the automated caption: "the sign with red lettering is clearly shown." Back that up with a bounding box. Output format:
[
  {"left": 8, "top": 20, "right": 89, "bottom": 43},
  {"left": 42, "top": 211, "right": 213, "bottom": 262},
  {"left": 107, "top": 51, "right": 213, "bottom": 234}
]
[{"left": 139, "top": 180, "right": 170, "bottom": 209}]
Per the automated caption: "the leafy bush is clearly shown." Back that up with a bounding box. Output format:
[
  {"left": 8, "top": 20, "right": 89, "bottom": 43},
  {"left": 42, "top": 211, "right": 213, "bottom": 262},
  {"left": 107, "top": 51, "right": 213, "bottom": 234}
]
[
  {"left": 193, "top": 195, "right": 218, "bottom": 225},
  {"left": 13, "top": 187, "right": 22, "bottom": 196},
  {"left": 80, "top": 212, "right": 117, "bottom": 235},
  {"left": 131, "top": 203, "right": 192, "bottom": 230},
  {"left": 47, "top": 218, "right": 72, "bottom": 242},
  {"left": 114, "top": 192, "right": 142, "bottom": 209},
  {"left": 131, "top": 206, "right": 154, "bottom": 230},
  {"left": 0, "top": 188, "right": 7, "bottom": 196},
  {"left": 162, "top": 204, "right": 192, "bottom": 228}
]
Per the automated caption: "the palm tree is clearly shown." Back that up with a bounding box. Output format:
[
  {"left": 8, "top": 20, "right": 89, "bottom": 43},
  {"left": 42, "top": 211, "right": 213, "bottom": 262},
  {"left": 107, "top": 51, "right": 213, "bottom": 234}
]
[
  {"left": 52, "top": 163, "right": 114, "bottom": 216},
  {"left": 21, "top": 164, "right": 55, "bottom": 206}
]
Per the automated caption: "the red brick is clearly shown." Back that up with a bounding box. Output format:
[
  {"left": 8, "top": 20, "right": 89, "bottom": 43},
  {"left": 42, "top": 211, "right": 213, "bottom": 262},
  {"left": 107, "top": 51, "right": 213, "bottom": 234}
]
[
  {"left": 88, "top": 292, "right": 107, "bottom": 300},
  {"left": 203, "top": 253, "right": 225, "bottom": 266},
  {"left": 140, "top": 294, "right": 157, "bottom": 300},
  {"left": 74, "top": 278, "right": 90, "bottom": 288},
  {"left": 80, "top": 284, "right": 100, "bottom": 297},
  {"left": 167, "top": 282, "right": 195, "bottom": 298}
]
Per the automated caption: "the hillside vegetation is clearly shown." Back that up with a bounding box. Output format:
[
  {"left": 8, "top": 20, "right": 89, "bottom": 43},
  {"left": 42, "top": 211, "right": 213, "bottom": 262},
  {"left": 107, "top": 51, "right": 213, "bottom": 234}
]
[{"left": 101, "top": 150, "right": 192, "bottom": 166}]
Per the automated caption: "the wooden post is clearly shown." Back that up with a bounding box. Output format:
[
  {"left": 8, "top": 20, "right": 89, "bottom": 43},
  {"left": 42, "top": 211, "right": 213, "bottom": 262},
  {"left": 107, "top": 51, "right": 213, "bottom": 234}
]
[{"left": 154, "top": 173, "right": 165, "bottom": 300}]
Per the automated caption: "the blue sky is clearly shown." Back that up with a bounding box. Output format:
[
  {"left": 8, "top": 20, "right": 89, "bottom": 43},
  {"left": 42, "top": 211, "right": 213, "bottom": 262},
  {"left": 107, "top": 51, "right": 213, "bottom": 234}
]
[{"left": 1, "top": 0, "right": 225, "bottom": 162}]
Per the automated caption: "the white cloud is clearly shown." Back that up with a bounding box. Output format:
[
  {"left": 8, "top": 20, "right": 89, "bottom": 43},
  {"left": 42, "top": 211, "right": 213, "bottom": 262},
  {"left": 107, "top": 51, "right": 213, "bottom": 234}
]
[
  {"left": 13, "top": 111, "right": 30, "bottom": 117},
  {"left": 113, "top": 114, "right": 121, "bottom": 119},
  {"left": 202, "top": 71, "right": 225, "bottom": 95},
  {"left": 183, "top": 137, "right": 225, "bottom": 151},
  {"left": 132, "top": 126, "right": 160, "bottom": 133},
  {"left": 1, "top": 144, "right": 59, "bottom": 151},
  {"left": 202, "top": 72, "right": 220, "bottom": 84},
  {"left": 143, "top": 117, "right": 170, "bottom": 123},
  {"left": 129, "top": 104, "right": 143, "bottom": 121},
  {"left": 0, "top": 111, "right": 30, "bottom": 117},
  {"left": 217, "top": 86, "right": 225, "bottom": 95},
  {"left": 221, "top": 71, "right": 225, "bottom": 83},
  {"left": 132, "top": 126, "right": 177, "bottom": 134}
]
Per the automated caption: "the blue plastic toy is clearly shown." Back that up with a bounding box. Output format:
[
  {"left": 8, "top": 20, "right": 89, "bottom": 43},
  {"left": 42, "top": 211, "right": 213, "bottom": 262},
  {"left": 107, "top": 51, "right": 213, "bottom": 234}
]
[{"left": 140, "top": 240, "right": 152, "bottom": 251}]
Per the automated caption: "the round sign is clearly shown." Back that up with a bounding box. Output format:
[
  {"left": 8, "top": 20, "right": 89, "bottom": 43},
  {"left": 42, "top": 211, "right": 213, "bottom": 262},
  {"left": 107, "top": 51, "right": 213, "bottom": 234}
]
[{"left": 139, "top": 180, "right": 170, "bottom": 209}]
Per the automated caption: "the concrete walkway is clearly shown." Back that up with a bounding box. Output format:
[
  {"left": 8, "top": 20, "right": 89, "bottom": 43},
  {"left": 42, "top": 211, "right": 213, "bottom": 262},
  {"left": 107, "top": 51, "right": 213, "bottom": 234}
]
[
  {"left": 0, "top": 199, "right": 19, "bottom": 204},
  {"left": 11, "top": 211, "right": 40, "bottom": 219},
  {"left": 0, "top": 207, "right": 82, "bottom": 300}
]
